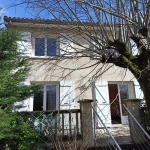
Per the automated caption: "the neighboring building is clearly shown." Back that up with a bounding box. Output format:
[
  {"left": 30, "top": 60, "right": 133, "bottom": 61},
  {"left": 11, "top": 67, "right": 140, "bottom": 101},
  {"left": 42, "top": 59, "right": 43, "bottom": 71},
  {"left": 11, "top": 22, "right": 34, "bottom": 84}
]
[{"left": 4, "top": 16, "right": 144, "bottom": 127}]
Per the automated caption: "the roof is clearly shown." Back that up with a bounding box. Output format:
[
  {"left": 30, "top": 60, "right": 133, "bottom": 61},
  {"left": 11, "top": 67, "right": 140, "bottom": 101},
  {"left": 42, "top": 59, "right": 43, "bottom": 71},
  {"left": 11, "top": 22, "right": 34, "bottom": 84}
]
[
  {"left": 4, "top": 16, "right": 94, "bottom": 27},
  {"left": 4, "top": 16, "right": 116, "bottom": 30}
]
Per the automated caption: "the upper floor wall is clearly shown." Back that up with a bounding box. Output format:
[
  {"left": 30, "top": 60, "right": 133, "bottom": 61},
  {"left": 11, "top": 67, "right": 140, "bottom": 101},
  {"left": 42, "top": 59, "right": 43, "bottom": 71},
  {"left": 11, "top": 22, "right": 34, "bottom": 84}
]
[{"left": 4, "top": 16, "right": 136, "bottom": 84}]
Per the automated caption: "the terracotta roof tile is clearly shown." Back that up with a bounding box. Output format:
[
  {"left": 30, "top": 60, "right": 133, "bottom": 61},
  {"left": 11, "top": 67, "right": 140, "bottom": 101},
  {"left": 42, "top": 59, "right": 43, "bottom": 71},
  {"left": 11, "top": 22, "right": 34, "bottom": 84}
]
[{"left": 3, "top": 16, "right": 95, "bottom": 26}]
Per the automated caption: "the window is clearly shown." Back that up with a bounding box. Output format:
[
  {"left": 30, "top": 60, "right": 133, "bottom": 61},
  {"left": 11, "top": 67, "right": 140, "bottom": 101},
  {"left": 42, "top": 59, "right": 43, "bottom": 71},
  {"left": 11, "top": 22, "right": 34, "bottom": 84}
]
[
  {"left": 33, "top": 85, "right": 59, "bottom": 111},
  {"left": 35, "top": 38, "right": 57, "bottom": 56}
]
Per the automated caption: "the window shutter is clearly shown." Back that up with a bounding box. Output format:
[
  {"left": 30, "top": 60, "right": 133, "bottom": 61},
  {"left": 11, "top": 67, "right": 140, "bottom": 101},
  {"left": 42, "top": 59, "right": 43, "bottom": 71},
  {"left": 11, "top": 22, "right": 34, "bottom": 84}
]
[
  {"left": 94, "top": 81, "right": 111, "bottom": 127},
  {"left": 60, "top": 81, "right": 74, "bottom": 110},
  {"left": 60, "top": 33, "right": 73, "bottom": 56},
  {"left": 17, "top": 32, "right": 32, "bottom": 56},
  {"left": 130, "top": 39, "right": 139, "bottom": 55},
  {"left": 91, "top": 35, "right": 102, "bottom": 58},
  {"left": 134, "top": 81, "right": 144, "bottom": 99},
  {"left": 14, "top": 81, "right": 30, "bottom": 112}
]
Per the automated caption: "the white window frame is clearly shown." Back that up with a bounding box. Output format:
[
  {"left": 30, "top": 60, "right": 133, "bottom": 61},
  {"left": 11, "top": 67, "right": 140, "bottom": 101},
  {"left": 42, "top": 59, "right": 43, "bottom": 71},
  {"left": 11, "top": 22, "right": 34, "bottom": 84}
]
[
  {"left": 29, "top": 82, "right": 59, "bottom": 111},
  {"left": 32, "top": 37, "right": 59, "bottom": 57}
]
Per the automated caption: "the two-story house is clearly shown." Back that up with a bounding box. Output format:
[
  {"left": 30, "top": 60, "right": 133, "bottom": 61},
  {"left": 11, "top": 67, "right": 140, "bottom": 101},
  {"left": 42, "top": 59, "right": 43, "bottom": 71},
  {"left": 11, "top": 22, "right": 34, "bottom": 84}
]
[{"left": 4, "top": 16, "right": 144, "bottom": 127}]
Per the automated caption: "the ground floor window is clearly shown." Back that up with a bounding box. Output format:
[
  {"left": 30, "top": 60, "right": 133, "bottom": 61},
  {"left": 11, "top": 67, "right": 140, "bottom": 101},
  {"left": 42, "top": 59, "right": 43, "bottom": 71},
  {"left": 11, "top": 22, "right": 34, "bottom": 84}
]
[{"left": 33, "top": 84, "right": 59, "bottom": 111}]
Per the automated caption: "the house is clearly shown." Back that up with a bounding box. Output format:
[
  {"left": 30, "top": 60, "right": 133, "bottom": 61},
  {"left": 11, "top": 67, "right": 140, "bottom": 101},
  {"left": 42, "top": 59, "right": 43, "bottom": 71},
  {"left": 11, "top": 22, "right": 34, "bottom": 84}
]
[{"left": 4, "top": 16, "right": 144, "bottom": 128}]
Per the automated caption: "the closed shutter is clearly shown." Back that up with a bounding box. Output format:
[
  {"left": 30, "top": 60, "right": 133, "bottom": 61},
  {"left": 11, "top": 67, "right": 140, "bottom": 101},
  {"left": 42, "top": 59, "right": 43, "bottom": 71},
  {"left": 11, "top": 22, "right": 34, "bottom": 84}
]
[
  {"left": 60, "top": 33, "right": 73, "bottom": 56},
  {"left": 17, "top": 32, "right": 32, "bottom": 56},
  {"left": 95, "top": 81, "right": 111, "bottom": 127},
  {"left": 14, "top": 81, "right": 30, "bottom": 112},
  {"left": 60, "top": 81, "right": 74, "bottom": 110},
  {"left": 134, "top": 81, "right": 144, "bottom": 99}
]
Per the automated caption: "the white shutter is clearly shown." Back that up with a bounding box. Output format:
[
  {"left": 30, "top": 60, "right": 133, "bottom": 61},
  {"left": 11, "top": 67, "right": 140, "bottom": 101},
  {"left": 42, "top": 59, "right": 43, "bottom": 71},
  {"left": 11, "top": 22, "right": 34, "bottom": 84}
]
[
  {"left": 17, "top": 32, "right": 32, "bottom": 56},
  {"left": 14, "top": 100, "right": 29, "bottom": 112},
  {"left": 14, "top": 81, "right": 30, "bottom": 112},
  {"left": 60, "top": 33, "right": 73, "bottom": 56},
  {"left": 91, "top": 35, "right": 102, "bottom": 58},
  {"left": 134, "top": 81, "right": 144, "bottom": 99},
  {"left": 130, "top": 39, "right": 139, "bottom": 55},
  {"left": 95, "top": 81, "right": 111, "bottom": 127},
  {"left": 60, "top": 81, "right": 74, "bottom": 110}
]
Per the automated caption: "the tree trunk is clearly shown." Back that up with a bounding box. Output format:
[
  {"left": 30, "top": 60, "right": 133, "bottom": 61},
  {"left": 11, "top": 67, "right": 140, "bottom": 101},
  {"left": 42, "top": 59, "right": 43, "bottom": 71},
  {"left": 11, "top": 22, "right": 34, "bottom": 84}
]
[{"left": 137, "top": 72, "right": 150, "bottom": 116}]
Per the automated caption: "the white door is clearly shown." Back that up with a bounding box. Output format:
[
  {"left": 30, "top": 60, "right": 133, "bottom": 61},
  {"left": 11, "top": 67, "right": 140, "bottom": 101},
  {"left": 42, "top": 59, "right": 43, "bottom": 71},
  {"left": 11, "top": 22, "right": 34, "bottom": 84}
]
[{"left": 94, "top": 82, "right": 111, "bottom": 127}]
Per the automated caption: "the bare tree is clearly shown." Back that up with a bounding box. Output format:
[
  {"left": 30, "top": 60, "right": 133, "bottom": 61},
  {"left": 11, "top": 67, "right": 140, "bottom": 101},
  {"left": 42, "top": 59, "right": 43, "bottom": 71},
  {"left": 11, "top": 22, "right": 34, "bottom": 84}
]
[{"left": 12, "top": 0, "right": 150, "bottom": 113}]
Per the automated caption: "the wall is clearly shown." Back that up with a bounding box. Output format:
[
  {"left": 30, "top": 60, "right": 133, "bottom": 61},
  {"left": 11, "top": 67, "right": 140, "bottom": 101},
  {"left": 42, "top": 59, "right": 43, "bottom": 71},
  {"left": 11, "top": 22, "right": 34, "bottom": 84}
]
[{"left": 13, "top": 24, "right": 138, "bottom": 111}]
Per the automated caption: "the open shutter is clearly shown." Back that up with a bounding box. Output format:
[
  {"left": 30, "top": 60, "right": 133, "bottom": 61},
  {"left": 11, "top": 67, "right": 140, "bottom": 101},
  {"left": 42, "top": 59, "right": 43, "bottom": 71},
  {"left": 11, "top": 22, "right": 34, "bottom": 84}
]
[
  {"left": 14, "top": 100, "right": 29, "bottom": 112},
  {"left": 17, "top": 32, "right": 32, "bottom": 56},
  {"left": 60, "top": 81, "right": 74, "bottom": 110},
  {"left": 91, "top": 34, "right": 105, "bottom": 58},
  {"left": 60, "top": 33, "right": 73, "bottom": 56},
  {"left": 134, "top": 81, "right": 144, "bottom": 99},
  {"left": 130, "top": 39, "right": 139, "bottom": 55},
  {"left": 14, "top": 81, "right": 30, "bottom": 112},
  {"left": 95, "top": 81, "right": 111, "bottom": 127}
]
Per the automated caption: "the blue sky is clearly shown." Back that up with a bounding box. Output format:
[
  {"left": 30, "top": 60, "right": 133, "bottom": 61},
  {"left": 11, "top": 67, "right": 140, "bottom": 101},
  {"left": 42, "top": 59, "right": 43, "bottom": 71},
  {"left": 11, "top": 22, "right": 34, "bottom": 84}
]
[{"left": 0, "top": 0, "right": 32, "bottom": 18}]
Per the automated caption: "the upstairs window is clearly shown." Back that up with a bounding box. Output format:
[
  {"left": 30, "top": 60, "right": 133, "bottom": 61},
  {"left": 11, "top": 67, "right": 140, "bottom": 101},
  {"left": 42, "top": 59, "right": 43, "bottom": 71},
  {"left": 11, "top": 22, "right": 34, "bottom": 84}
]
[{"left": 35, "top": 38, "right": 57, "bottom": 56}]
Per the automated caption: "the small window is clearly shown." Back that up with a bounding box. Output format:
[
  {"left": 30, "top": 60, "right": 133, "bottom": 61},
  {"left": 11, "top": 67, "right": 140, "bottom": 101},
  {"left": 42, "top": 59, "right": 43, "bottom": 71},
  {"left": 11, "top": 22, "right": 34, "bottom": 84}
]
[
  {"left": 33, "top": 85, "right": 57, "bottom": 111},
  {"left": 35, "top": 38, "right": 57, "bottom": 56}
]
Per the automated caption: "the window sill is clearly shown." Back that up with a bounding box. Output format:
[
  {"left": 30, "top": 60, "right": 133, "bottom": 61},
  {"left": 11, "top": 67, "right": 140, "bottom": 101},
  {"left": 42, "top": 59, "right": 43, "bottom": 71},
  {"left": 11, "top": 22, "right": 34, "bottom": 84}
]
[
  {"left": 30, "top": 55, "right": 73, "bottom": 60},
  {"left": 30, "top": 56, "right": 60, "bottom": 59}
]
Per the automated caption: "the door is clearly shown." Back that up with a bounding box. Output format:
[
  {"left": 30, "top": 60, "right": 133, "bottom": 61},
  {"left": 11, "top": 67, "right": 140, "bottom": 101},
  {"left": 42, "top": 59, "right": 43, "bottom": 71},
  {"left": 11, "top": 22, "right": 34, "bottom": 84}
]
[
  {"left": 94, "top": 82, "right": 111, "bottom": 127},
  {"left": 108, "top": 83, "right": 131, "bottom": 125},
  {"left": 108, "top": 84, "right": 121, "bottom": 124}
]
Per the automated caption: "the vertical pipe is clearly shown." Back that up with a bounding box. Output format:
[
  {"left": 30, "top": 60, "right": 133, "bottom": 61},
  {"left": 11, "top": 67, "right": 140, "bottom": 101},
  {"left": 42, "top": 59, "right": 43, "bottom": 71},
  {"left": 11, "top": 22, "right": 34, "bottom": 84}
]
[{"left": 62, "top": 112, "right": 64, "bottom": 137}]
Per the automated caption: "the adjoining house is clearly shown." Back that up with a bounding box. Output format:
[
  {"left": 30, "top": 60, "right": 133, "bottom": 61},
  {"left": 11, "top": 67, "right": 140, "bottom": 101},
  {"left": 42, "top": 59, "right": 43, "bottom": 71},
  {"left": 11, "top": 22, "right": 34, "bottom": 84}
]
[{"left": 4, "top": 16, "right": 144, "bottom": 128}]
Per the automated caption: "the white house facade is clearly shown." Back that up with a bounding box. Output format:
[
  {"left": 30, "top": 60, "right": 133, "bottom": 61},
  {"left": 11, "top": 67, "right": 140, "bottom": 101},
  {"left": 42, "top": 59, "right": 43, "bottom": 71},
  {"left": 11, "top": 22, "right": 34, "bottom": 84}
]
[{"left": 4, "top": 16, "right": 144, "bottom": 127}]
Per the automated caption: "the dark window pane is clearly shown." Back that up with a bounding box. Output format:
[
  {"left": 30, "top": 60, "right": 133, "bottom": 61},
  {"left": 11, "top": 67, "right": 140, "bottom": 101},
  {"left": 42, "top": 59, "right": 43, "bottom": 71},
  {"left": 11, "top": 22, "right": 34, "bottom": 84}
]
[
  {"left": 33, "top": 86, "right": 44, "bottom": 111},
  {"left": 119, "top": 85, "right": 129, "bottom": 116},
  {"left": 46, "top": 85, "right": 56, "bottom": 110},
  {"left": 47, "top": 39, "right": 56, "bottom": 56},
  {"left": 119, "top": 85, "right": 129, "bottom": 100},
  {"left": 35, "top": 38, "right": 45, "bottom": 56}
]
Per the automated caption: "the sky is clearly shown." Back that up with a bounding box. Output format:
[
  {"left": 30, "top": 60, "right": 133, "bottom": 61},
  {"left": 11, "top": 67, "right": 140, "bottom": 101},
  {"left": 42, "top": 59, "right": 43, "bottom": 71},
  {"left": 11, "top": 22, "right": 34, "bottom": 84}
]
[{"left": 0, "top": 0, "right": 32, "bottom": 19}]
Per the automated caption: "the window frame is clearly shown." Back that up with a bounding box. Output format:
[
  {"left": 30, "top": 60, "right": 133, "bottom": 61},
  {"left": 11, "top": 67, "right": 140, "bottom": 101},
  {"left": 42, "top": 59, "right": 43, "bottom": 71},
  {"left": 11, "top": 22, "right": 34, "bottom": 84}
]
[
  {"left": 32, "top": 37, "right": 59, "bottom": 57},
  {"left": 30, "top": 82, "right": 60, "bottom": 111}
]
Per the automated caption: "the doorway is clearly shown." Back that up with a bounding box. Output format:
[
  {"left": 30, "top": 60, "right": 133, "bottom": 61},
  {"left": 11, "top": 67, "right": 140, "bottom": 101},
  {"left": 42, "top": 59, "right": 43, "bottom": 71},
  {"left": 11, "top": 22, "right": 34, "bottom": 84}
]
[
  {"left": 108, "top": 83, "right": 129, "bottom": 124},
  {"left": 108, "top": 84, "right": 121, "bottom": 124}
]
